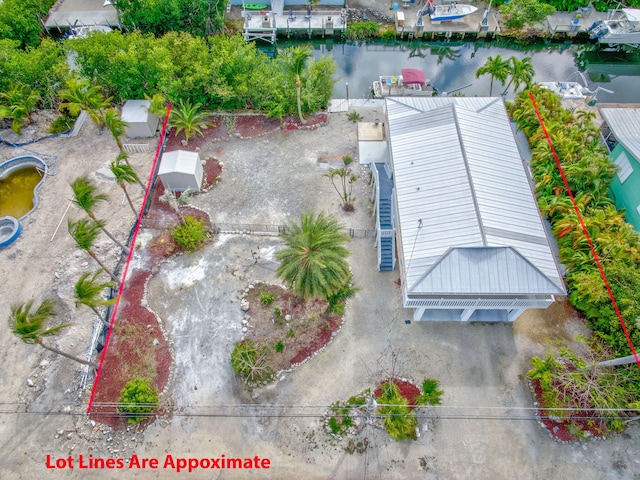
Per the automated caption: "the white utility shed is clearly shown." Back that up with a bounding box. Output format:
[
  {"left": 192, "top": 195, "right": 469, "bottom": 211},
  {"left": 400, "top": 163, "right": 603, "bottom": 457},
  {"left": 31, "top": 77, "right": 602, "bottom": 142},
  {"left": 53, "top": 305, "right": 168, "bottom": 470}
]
[
  {"left": 121, "top": 100, "right": 159, "bottom": 138},
  {"left": 384, "top": 97, "right": 565, "bottom": 322},
  {"left": 158, "top": 150, "right": 203, "bottom": 192}
]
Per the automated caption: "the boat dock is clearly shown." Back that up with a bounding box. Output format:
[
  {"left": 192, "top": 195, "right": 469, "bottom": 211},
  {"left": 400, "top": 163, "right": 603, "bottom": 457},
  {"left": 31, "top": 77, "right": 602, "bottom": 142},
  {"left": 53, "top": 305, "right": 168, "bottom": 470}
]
[
  {"left": 43, "top": 0, "right": 120, "bottom": 32},
  {"left": 392, "top": 2, "right": 500, "bottom": 39},
  {"left": 243, "top": 0, "right": 346, "bottom": 43}
]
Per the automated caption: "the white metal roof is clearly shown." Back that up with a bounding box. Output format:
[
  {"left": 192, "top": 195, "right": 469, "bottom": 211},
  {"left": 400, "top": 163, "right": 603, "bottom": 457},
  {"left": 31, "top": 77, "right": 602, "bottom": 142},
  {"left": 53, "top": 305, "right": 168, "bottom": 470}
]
[
  {"left": 121, "top": 100, "right": 152, "bottom": 124},
  {"left": 600, "top": 108, "right": 640, "bottom": 161},
  {"left": 159, "top": 150, "right": 200, "bottom": 175},
  {"left": 386, "top": 97, "right": 564, "bottom": 296}
]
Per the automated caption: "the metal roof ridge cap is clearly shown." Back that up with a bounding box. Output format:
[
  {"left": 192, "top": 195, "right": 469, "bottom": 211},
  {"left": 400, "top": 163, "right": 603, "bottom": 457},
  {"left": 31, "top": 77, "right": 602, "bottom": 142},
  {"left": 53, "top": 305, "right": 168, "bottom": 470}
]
[{"left": 452, "top": 104, "right": 487, "bottom": 246}]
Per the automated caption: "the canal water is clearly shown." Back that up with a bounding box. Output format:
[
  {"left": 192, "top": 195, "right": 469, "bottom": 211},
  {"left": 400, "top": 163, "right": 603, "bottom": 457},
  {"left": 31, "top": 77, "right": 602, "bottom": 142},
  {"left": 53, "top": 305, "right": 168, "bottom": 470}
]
[{"left": 280, "top": 40, "right": 640, "bottom": 103}]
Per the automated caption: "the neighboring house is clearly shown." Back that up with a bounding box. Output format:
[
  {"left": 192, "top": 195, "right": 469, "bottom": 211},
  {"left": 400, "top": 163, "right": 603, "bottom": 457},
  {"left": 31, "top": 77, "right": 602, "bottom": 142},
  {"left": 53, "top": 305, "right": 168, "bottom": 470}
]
[
  {"left": 369, "top": 97, "right": 564, "bottom": 322},
  {"left": 600, "top": 108, "right": 640, "bottom": 232}
]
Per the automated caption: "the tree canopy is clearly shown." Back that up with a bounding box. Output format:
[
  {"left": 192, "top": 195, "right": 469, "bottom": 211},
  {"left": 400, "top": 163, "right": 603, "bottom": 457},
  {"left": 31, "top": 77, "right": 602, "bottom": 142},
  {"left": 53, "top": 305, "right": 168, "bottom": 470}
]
[
  {"left": 112, "top": 0, "right": 226, "bottom": 37},
  {"left": 276, "top": 212, "right": 351, "bottom": 299}
]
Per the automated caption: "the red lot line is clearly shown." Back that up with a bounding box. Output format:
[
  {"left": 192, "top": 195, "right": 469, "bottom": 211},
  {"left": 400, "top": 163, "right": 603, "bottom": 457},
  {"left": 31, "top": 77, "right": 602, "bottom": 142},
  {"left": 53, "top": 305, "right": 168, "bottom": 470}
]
[
  {"left": 528, "top": 92, "right": 639, "bottom": 368},
  {"left": 87, "top": 104, "right": 173, "bottom": 413}
]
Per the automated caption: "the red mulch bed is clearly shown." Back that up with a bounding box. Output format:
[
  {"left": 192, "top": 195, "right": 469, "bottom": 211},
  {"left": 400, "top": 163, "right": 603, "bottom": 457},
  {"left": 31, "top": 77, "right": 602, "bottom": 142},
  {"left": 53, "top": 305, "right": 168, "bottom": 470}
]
[
  {"left": 289, "top": 312, "right": 342, "bottom": 365},
  {"left": 90, "top": 162, "right": 219, "bottom": 429},
  {"left": 530, "top": 379, "right": 609, "bottom": 442},
  {"left": 374, "top": 379, "right": 422, "bottom": 410},
  {"left": 244, "top": 283, "right": 344, "bottom": 373},
  {"left": 164, "top": 113, "right": 328, "bottom": 151}
]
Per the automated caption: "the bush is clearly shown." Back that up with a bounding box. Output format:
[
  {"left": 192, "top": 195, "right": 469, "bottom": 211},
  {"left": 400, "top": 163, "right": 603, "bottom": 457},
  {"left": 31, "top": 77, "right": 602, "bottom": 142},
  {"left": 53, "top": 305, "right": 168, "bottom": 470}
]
[
  {"left": 118, "top": 378, "right": 159, "bottom": 424},
  {"left": 346, "top": 111, "right": 363, "bottom": 123},
  {"left": 275, "top": 340, "right": 284, "bottom": 352},
  {"left": 172, "top": 215, "right": 207, "bottom": 252},
  {"left": 260, "top": 291, "right": 275, "bottom": 305},
  {"left": 345, "top": 21, "right": 379, "bottom": 40},
  {"left": 416, "top": 378, "right": 443, "bottom": 406},
  {"left": 48, "top": 113, "right": 77, "bottom": 134},
  {"left": 376, "top": 381, "right": 417, "bottom": 441},
  {"left": 231, "top": 340, "right": 274, "bottom": 384}
]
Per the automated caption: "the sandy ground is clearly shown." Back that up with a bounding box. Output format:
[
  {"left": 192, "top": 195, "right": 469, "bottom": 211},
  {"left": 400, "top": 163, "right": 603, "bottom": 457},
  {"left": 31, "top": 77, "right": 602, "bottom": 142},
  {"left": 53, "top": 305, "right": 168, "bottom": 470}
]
[{"left": 1, "top": 109, "right": 639, "bottom": 479}]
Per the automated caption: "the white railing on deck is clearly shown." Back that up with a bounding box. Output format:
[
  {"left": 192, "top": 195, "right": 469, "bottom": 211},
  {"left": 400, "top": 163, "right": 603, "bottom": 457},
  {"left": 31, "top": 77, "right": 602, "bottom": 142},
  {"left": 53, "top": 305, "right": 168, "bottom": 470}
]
[{"left": 404, "top": 296, "right": 554, "bottom": 309}]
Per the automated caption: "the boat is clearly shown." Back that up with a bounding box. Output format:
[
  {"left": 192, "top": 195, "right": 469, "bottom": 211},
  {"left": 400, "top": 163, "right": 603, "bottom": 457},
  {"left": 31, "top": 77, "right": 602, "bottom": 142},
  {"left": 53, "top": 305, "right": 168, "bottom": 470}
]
[
  {"left": 372, "top": 68, "right": 437, "bottom": 98},
  {"left": 420, "top": 0, "right": 478, "bottom": 22},
  {"left": 538, "top": 82, "right": 588, "bottom": 100},
  {"left": 538, "top": 72, "right": 614, "bottom": 105},
  {"left": 67, "top": 25, "right": 112, "bottom": 39},
  {"left": 587, "top": 8, "right": 640, "bottom": 47}
]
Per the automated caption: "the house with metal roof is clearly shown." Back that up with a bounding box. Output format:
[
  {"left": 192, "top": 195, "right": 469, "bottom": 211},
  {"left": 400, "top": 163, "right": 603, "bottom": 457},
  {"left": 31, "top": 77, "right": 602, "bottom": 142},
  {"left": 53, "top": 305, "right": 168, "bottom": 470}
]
[
  {"left": 370, "top": 97, "right": 564, "bottom": 322},
  {"left": 600, "top": 108, "right": 640, "bottom": 232}
]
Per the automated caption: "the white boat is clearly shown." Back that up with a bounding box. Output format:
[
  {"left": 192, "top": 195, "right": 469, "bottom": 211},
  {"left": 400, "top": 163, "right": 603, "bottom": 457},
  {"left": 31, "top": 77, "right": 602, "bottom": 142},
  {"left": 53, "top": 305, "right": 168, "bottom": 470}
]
[
  {"left": 538, "top": 73, "right": 614, "bottom": 105},
  {"left": 538, "top": 82, "right": 588, "bottom": 100},
  {"left": 372, "top": 68, "right": 437, "bottom": 98},
  {"left": 588, "top": 8, "right": 640, "bottom": 47},
  {"left": 420, "top": 1, "right": 478, "bottom": 22},
  {"left": 68, "top": 25, "right": 112, "bottom": 39}
]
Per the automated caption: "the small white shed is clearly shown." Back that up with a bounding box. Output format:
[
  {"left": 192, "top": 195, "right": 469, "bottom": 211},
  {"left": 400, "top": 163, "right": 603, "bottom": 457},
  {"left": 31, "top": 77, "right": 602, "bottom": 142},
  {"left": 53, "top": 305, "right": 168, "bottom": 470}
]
[
  {"left": 158, "top": 150, "right": 203, "bottom": 192},
  {"left": 121, "top": 100, "right": 159, "bottom": 138}
]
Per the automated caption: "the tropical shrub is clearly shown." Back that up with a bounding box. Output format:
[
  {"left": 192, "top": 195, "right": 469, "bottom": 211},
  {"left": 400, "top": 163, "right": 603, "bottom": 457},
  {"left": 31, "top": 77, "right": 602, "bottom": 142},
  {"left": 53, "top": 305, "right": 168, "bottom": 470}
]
[
  {"left": 170, "top": 100, "right": 212, "bottom": 144},
  {"left": 499, "top": 0, "right": 556, "bottom": 30},
  {"left": 172, "top": 215, "right": 207, "bottom": 252},
  {"left": 119, "top": 378, "right": 159, "bottom": 424},
  {"left": 0, "top": 38, "right": 67, "bottom": 108},
  {"left": 112, "top": 0, "right": 226, "bottom": 37},
  {"left": 376, "top": 381, "right": 417, "bottom": 441},
  {"left": 0, "top": 82, "right": 40, "bottom": 134},
  {"left": 0, "top": 0, "right": 56, "bottom": 48},
  {"left": 345, "top": 21, "right": 379, "bottom": 40},
  {"left": 70, "top": 32, "right": 337, "bottom": 116},
  {"left": 260, "top": 291, "right": 275, "bottom": 305},
  {"left": 230, "top": 340, "right": 274, "bottom": 385},
  {"left": 509, "top": 86, "right": 640, "bottom": 431},
  {"left": 416, "top": 378, "right": 443, "bottom": 406}
]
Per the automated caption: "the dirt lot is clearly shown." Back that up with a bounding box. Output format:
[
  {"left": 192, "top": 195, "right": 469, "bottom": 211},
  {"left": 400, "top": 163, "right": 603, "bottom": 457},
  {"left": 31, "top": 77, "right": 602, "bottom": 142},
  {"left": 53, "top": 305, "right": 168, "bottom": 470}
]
[{"left": 1, "top": 109, "right": 639, "bottom": 479}]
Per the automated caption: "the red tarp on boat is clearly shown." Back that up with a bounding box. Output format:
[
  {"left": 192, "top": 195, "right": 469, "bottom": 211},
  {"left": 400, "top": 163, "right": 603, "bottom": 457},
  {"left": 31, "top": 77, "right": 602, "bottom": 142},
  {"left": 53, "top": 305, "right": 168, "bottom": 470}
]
[{"left": 401, "top": 68, "right": 425, "bottom": 85}]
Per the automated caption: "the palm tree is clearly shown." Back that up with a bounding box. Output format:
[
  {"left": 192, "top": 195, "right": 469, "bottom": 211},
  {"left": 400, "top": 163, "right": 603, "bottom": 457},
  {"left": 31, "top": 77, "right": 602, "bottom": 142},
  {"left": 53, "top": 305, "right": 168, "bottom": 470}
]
[
  {"left": 0, "top": 82, "right": 41, "bottom": 134},
  {"left": 9, "top": 299, "right": 97, "bottom": 367},
  {"left": 68, "top": 218, "right": 120, "bottom": 283},
  {"left": 110, "top": 154, "right": 142, "bottom": 215},
  {"left": 59, "top": 77, "right": 111, "bottom": 128},
  {"left": 104, "top": 108, "right": 128, "bottom": 150},
  {"left": 281, "top": 45, "right": 313, "bottom": 124},
  {"left": 324, "top": 155, "right": 357, "bottom": 211},
  {"left": 502, "top": 56, "right": 535, "bottom": 96},
  {"left": 143, "top": 92, "right": 168, "bottom": 118},
  {"left": 74, "top": 270, "right": 116, "bottom": 327},
  {"left": 113, "top": 150, "right": 144, "bottom": 188},
  {"left": 170, "top": 100, "right": 212, "bottom": 145},
  {"left": 71, "top": 176, "right": 130, "bottom": 254},
  {"left": 276, "top": 212, "right": 351, "bottom": 299},
  {"left": 475, "top": 55, "right": 509, "bottom": 96}
]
